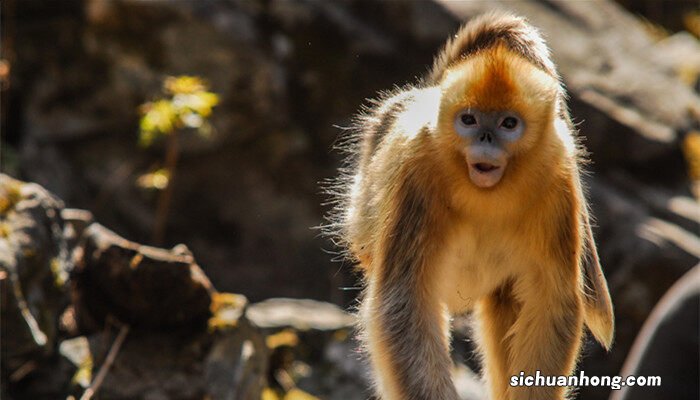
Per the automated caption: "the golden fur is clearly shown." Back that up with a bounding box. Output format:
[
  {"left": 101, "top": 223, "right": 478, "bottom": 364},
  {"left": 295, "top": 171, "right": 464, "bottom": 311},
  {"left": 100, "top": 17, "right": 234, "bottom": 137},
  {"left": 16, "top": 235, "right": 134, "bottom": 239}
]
[{"left": 329, "top": 12, "right": 614, "bottom": 400}]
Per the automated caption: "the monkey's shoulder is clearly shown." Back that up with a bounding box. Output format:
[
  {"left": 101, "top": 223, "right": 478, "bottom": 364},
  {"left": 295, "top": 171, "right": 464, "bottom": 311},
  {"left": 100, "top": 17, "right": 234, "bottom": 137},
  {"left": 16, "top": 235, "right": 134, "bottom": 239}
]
[{"left": 358, "top": 86, "right": 442, "bottom": 156}]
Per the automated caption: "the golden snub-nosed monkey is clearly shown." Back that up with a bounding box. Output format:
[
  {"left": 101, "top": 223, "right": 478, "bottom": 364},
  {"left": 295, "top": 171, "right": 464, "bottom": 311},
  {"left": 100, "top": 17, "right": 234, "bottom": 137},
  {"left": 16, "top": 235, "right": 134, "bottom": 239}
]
[{"left": 327, "top": 12, "right": 614, "bottom": 400}]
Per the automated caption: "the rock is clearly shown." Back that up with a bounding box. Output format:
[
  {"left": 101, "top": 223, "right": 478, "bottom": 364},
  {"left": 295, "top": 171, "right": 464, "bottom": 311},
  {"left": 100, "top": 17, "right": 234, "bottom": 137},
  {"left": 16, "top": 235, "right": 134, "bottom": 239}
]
[
  {"left": 57, "top": 290, "right": 266, "bottom": 400},
  {"left": 651, "top": 32, "right": 700, "bottom": 88},
  {"left": 247, "top": 298, "right": 370, "bottom": 400},
  {"left": 205, "top": 320, "right": 268, "bottom": 400},
  {"left": 58, "top": 336, "right": 91, "bottom": 388},
  {"left": 60, "top": 208, "right": 94, "bottom": 250},
  {"left": 88, "top": 319, "right": 267, "bottom": 400},
  {"left": 1, "top": 173, "right": 268, "bottom": 400},
  {"left": 573, "top": 176, "right": 699, "bottom": 398},
  {"left": 0, "top": 174, "right": 71, "bottom": 382},
  {"left": 247, "top": 298, "right": 356, "bottom": 331},
  {"left": 612, "top": 266, "right": 700, "bottom": 400},
  {"left": 613, "top": 0, "right": 699, "bottom": 34},
  {"left": 72, "top": 223, "right": 215, "bottom": 332}
]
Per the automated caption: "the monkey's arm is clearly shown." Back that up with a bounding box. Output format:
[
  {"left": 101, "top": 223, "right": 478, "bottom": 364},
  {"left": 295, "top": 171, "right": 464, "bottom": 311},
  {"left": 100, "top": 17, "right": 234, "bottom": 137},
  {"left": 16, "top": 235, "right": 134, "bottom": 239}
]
[
  {"left": 506, "top": 196, "right": 586, "bottom": 400},
  {"left": 508, "top": 272, "right": 584, "bottom": 400},
  {"left": 361, "top": 174, "right": 459, "bottom": 400}
]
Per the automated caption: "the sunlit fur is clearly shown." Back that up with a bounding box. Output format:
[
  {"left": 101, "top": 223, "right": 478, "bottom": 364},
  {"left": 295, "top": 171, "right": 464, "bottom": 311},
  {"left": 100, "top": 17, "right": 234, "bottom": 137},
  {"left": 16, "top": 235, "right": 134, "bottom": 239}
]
[{"left": 327, "top": 12, "right": 614, "bottom": 400}]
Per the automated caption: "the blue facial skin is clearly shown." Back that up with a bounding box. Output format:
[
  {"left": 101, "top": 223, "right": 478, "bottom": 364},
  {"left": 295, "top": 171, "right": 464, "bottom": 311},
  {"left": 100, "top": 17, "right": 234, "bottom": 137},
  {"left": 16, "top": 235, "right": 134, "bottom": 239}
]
[
  {"left": 453, "top": 109, "right": 525, "bottom": 188},
  {"left": 454, "top": 109, "right": 524, "bottom": 144}
]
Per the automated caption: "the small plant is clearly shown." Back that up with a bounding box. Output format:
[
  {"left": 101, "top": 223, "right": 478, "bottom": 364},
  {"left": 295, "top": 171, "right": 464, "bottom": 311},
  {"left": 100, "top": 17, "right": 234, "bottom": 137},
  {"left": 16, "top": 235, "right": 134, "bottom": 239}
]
[{"left": 138, "top": 75, "right": 219, "bottom": 244}]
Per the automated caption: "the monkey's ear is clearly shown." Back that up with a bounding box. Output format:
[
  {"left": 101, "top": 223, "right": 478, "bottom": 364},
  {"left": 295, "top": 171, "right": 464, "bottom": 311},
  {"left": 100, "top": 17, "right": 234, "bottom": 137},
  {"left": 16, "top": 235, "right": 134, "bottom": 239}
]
[{"left": 581, "top": 213, "right": 615, "bottom": 350}]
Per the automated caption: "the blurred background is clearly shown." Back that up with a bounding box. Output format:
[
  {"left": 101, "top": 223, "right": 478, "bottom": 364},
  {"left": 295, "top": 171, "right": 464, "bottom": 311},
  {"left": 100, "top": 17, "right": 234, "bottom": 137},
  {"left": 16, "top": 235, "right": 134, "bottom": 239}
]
[{"left": 1, "top": 1, "right": 698, "bottom": 400}]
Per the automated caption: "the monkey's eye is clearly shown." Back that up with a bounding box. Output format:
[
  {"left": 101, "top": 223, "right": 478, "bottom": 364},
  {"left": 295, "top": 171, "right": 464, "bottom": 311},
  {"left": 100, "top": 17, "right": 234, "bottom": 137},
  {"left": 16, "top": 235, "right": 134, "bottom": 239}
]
[
  {"left": 460, "top": 113, "right": 477, "bottom": 126},
  {"left": 454, "top": 111, "right": 481, "bottom": 138},
  {"left": 500, "top": 116, "right": 519, "bottom": 130}
]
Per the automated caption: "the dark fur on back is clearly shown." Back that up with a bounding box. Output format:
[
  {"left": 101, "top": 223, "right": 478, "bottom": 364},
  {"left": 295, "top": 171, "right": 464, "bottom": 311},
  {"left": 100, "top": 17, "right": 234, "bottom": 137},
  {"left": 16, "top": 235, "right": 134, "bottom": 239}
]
[
  {"left": 426, "top": 12, "right": 558, "bottom": 84},
  {"left": 322, "top": 86, "right": 417, "bottom": 259}
]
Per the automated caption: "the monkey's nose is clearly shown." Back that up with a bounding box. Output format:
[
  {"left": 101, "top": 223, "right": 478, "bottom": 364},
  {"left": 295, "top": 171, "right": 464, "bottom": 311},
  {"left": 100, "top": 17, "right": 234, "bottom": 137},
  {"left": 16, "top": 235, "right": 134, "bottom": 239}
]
[{"left": 478, "top": 131, "right": 493, "bottom": 143}]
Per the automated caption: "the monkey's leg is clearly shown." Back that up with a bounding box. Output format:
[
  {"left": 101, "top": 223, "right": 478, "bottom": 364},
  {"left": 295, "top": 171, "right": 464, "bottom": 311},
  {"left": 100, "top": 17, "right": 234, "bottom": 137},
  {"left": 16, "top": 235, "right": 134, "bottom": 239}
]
[
  {"left": 363, "top": 274, "right": 458, "bottom": 400},
  {"left": 507, "top": 276, "right": 583, "bottom": 400},
  {"left": 476, "top": 283, "right": 519, "bottom": 400}
]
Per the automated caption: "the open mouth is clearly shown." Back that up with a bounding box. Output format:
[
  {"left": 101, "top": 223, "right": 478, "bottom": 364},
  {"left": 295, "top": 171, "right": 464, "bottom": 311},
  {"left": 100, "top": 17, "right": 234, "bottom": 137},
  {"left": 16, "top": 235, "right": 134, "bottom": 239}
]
[
  {"left": 473, "top": 162, "right": 499, "bottom": 173},
  {"left": 467, "top": 160, "right": 505, "bottom": 188}
]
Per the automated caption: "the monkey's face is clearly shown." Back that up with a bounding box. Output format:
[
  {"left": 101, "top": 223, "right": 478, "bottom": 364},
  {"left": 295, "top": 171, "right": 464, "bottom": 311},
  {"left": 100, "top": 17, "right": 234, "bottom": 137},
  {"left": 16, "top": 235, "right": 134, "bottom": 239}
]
[
  {"left": 438, "top": 46, "right": 558, "bottom": 189},
  {"left": 452, "top": 109, "right": 523, "bottom": 188}
]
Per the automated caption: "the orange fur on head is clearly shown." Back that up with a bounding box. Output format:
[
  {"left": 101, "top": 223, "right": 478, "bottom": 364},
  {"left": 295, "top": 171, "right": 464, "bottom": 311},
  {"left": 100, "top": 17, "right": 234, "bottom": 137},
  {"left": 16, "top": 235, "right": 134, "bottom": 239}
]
[{"left": 438, "top": 45, "right": 560, "bottom": 155}]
